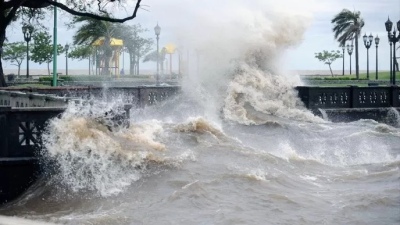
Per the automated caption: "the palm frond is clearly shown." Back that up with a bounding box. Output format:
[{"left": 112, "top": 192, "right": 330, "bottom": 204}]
[
  {"left": 143, "top": 49, "right": 166, "bottom": 63},
  {"left": 72, "top": 16, "right": 119, "bottom": 46},
  {"left": 331, "top": 8, "right": 363, "bottom": 44},
  {"left": 143, "top": 50, "right": 158, "bottom": 62}
]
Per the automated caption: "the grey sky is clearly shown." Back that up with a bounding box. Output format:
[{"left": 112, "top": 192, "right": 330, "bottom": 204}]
[{"left": 3, "top": 0, "right": 400, "bottom": 73}]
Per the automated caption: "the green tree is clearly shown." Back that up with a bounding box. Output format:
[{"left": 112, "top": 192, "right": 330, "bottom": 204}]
[
  {"left": 68, "top": 44, "right": 94, "bottom": 75},
  {"left": 71, "top": 16, "right": 123, "bottom": 75},
  {"left": 332, "top": 9, "right": 364, "bottom": 79},
  {"left": 315, "top": 50, "right": 342, "bottom": 77},
  {"left": 30, "top": 31, "right": 64, "bottom": 76},
  {"left": 2, "top": 42, "right": 26, "bottom": 77},
  {"left": 0, "top": 0, "right": 143, "bottom": 87},
  {"left": 134, "top": 36, "right": 153, "bottom": 75},
  {"left": 120, "top": 24, "right": 153, "bottom": 75},
  {"left": 68, "top": 45, "right": 93, "bottom": 61}
]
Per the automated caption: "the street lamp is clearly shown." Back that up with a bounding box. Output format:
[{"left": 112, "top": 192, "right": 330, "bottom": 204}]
[
  {"left": 154, "top": 23, "right": 161, "bottom": 86},
  {"left": 375, "top": 35, "right": 380, "bottom": 80},
  {"left": 346, "top": 42, "right": 354, "bottom": 75},
  {"left": 65, "top": 44, "right": 69, "bottom": 76},
  {"left": 385, "top": 17, "right": 400, "bottom": 85},
  {"left": 22, "top": 24, "right": 34, "bottom": 79},
  {"left": 342, "top": 45, "right": 345, "bottom": 76},
  {"left": 363, "top": 33, "right": 373, "bottom": 80}
]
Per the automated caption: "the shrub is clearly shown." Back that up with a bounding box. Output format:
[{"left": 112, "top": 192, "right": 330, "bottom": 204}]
[
  {"left": 38, "top": 75, "right": 113, "bottom": 82},
  {"left": 7, "top": 74, "right": 15, "bottom": 81}
]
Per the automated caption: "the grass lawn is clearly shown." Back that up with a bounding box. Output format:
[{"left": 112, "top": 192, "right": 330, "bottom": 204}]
[
  {"left": 5, "top": 83, "right": 51, "bottom": 88},
  {"left": 340, "top": 71, "right": 393, "bottom": 80},
  {"left": 301, "top": 71, "right": 400, "bottom": 87},
  {"left": 305, "top": 71, "right": 398, "bottom": 80}
]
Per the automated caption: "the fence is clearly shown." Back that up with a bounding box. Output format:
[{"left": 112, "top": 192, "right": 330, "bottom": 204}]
[
  {"left": 0, "top": 86, "right": 181, "bottom": 108},
  {"left": 296, "top": 86, "right": 400, "bottom": 109},
  {"left": 0, "top": 90, "right": 72, "bottom": 108}
]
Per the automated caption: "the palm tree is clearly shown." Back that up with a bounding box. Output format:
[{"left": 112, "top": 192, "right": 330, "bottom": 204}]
[
  {"left": 143, "top": 48, "right": 167, "bottom": 75},
  {"left": 332, "top": 9, "right": 364, "bottom": 79},
  {"left": 72, "top": 16, "right": 123, "bottom": 75}
]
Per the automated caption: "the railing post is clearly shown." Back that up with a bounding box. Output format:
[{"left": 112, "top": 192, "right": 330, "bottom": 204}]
[
  {"left": 349, "top": 86, "right": 356, "bottom": 108},
  {"left": 390, "top": 85, "right": 399, "bottom": 107},
  {"left": 295, "top": 86, "right": 310, "bottom": 109},
  {"left": 0, "top": 107, "right": 11, "bottom": 157}
]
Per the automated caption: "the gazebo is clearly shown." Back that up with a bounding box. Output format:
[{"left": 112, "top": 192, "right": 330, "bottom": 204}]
[{"left": 92, "top": 37, "right": 123, "bottom": 76}]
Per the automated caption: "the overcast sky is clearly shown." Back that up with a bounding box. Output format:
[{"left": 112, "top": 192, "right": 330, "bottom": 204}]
[{"left": 3, "top": 0, "right": 400, "bottom": 74}]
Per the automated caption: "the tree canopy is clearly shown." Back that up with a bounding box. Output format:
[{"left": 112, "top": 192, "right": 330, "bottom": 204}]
[
  {"left": 68, "top": 45, "right": 93, "bottom": 61},
  {"left": 71, "top": 15, "right": 127, "bottom": 75},
  {"left": 2, "top": 41, "right": 26, "bottom": 76},
  {"left": 315, "top": 50, "right": 342, "bottom": 77},
  {"left": 2, "top": 1, "right": 143, "bottom": 25},
  {"left": 0, "top": 0, "right": 143, "bottom": 86},
  {"left": 118, "top": 24, "right": 153, "bottom": 75},
  {"left": 70, "top": 17, "right": 154, "bottom": 76},
  {"left": 30, "top": 30, "right": 64, "bottom": 75}
]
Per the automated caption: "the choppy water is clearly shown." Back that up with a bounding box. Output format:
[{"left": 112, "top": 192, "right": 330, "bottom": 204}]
[
  {"left": 0, "top": 67, "right": 399, "bottom": 225},
  {"left": 1, "top": 1, "right": 400, "bottom": 222}
]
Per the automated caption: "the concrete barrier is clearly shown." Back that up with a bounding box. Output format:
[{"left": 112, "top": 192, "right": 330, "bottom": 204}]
[
  {"left": 0, "top": 90, "right": 10, "bottom": 106},
  {"left": 0, "top": 91, "right": 75, "bottom": 108},
  {"left": 28, "top": 94, "right": 46, "bottom": 107},
  {"left": 10, "top": 91, "right": 29, "bottom": 108},
  {"left": 0, "top": 86, "right": 181, "bottom": 108}
]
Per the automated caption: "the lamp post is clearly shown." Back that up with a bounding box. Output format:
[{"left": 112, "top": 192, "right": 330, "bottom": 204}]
[
  {"left": 342, "top": 45, "right": 345, "bottom": 76},
  {"left": 375, "top": 35, "right": 380, "bottom": 80},
  {"left": 363, "top": 33, "right": 373, "bottom": 80},
  {"left": 390, "top": 41, "right": 393, "bottom": 84},
  {"left": 22, "top": 24, "right": 34, "bottom": 79},
  {"left": 52, "top": 0, "right": 58, "bottom": 86},
  {"left": 385, "top": 18, "right": 400, "bottom": 85},
  {"left": 65, "top": 44, "right": 69, "bottom": 76},
  {"left": 154, "top": 23, "right": 161, "bottom": 86},
  {"left": 346, "top": 42, "right": 354, "bottom": 75}
]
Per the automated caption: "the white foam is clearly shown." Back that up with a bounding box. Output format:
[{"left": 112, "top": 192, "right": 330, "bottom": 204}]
[
  {"left": 41, "top": 101, "right": 189, "bottom": 196},
  {"left": 163, "top": 1, "right": 324, "bottom": 125},
  {"left": 222, "top": 63, "right": 324, "bottom": 124}
]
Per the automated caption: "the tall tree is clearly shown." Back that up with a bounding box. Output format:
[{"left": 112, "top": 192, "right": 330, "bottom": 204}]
[
  {"left": 2, "top": 41, "right": 26, "bottom": 77},
  {"left": 332, "top": 9, "right": 364, "bottom": 79},
  {"left": 120, "top": 24, "right": 153, "bottom": 75},
  {"left": 71, "top": 16, "right": 122, "bottom": 75},
  {"left": 0, "top": 0, "right": 143, "bottom": 87},
  {"left": 68, "top": 44, "right": 94, "bottom": 75},
  {"left": 30, "top": 31, "right": 64, "bottom": 75},
  {"left": 134, "top": 35, "right": 153, "bottom": 76}
]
